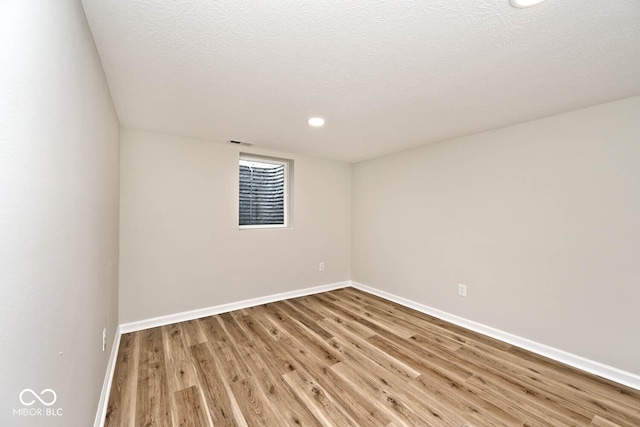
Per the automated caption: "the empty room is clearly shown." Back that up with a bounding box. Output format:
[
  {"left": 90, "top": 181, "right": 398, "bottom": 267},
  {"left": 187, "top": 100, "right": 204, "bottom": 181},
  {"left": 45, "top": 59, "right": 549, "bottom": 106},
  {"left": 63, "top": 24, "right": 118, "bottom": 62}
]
[{"left": 2, "top": 0, "right": 640, "bottom": 426}]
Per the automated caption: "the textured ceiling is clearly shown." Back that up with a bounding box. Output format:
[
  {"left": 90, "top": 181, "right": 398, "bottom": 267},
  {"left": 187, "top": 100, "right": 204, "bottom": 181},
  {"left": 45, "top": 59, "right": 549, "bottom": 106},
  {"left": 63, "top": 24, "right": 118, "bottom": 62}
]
[{"left": 81, "top": 0, "right": 640, "bottom": 163}]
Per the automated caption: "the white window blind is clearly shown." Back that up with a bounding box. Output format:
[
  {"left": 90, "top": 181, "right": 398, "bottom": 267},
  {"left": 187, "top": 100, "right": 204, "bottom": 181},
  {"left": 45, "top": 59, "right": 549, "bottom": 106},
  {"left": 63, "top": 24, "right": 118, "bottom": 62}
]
[{"left": 239, "top": 155, "right": 289, "bottom": 228}]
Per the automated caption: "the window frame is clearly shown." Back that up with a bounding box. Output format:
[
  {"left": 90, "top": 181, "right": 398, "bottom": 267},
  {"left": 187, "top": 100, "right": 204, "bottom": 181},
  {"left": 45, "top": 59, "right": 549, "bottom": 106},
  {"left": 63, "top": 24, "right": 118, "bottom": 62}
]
[{"left": 238, "top": 154, "right": 290, "bottom": 230}]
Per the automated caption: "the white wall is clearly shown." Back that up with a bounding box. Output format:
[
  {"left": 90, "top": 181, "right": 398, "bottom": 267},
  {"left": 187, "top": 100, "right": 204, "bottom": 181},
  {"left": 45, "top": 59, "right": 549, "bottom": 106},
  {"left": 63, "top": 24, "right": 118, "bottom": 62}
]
[
  {"left": 352, "top": 96, "right": 640, "bottom": 376},
  {"left": 0, "top": 1, "right": 120, "bottom": 425},
  {"left": 119, "top": 129, "right": 351, "bottom": 323}
]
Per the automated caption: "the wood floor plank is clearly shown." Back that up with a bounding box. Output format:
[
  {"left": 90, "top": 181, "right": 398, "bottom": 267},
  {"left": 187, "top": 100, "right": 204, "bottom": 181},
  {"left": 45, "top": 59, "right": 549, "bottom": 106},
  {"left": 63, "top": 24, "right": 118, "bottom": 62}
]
[
  {"left": 104, "top": 287, "right": 640, "bottom": 426},
  {"left": 591, "top": 415, "right": 623, "bottom": 427},
  {"left": 198, "top": 314, "right": 229, "bottom": 343},
  {"left": 244, "top": 304, "right": 289, "bottom": 342},
  {"left": 340, "top": 287, "right": 513, "bottom": 351},
  {"left": 229, "top": 375, "right": 282, "bottom": 427},
  {"left": 303, "top": 295, "right": 379, "bottom": 338},
  {"left": 235, "top": 314, "right": 301, "bottom": 375},
  {"left": 317, "top": 293, "right": 417, "bottom": 339},
  {"left": 364, "top": 334, "right": 524, "bottom": 426},
  {"left": 251, "top": 306, "right": 393, "bottom": 426},
  {"left": 467, "top": 373, "right": 590, "bottom": 426},
  {"left": 181, "top": 319, "right": 208, "bottom": 347},
  {"left": 285, "top": 297, "right": 329, "bottom": 322},
  {"left": 245, "top": 351, "right": 323, "bottom": 426},
  {"left": 219, "top": 312, "right": 251, "bottom": 344},
  {"left": 330, "top": 361, "right": 436, "bottom": 426},
  {"left": 458, "top": 344, "right": 639, "bottom": 426},
  {"left": 318, "top": 317, "right": 421, "bottom": 380},
  {"left": 456, "top": 345, "right": 608, "bottom": 426},
  {"left": 542, "top": 367, "right": 640, "bottom": 414},
  {"left": 261, "top": 304, "right": 343, "bottom": 367},
  {"left": 105, "top": 332, "right": 139, "bottom": 427},
  {"left": 173, "top": 385, "right": 212, "bottom": 427},
  {"left": 161, "top": 323, "right": 198, "bottom": 393},
  {"left": 190, "top": 341, "right": 243, "bottom": 426},
  {"left": 280, "top": 299, "right": 334, "bottom": 340},
  {"left": 276, "top": 333, "right": 394, "bottom": 426},
  {"left": 369, "top": 331, "right": 476, "bottom": 383},
  {"left": 135, "top": 327, "right": 172, "bottom": 427},
  {"left": 331, "top": 331, "right": 508, "bottom": 427},
  {"left": 282, "top": 368, "right": 359, "bottom": 426},
  {"left": 233, "top": 313, "right": 324, "bottom": 426},
  {"left": 301, "top": 364, "right": 393, "bottom": 427}
]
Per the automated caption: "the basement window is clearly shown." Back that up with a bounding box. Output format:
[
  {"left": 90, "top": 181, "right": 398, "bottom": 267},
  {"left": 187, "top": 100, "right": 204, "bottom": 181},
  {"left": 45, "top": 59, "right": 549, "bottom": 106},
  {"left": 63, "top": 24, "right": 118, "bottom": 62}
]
[{"left": 239, "top": 154, "right": 291, "bottom": 229}]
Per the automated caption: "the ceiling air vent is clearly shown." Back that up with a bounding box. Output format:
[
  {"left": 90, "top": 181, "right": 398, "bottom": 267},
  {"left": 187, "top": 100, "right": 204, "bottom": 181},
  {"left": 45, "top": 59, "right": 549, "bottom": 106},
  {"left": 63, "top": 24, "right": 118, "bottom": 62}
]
[{"left": 228, "top": 140, "right": 254, "bottom": 147}]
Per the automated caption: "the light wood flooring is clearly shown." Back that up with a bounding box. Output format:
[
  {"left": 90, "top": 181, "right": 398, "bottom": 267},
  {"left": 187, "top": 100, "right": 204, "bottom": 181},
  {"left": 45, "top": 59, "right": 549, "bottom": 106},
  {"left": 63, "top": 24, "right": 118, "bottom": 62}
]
[{"left": 105, "top": 287, "right": 640, "bottom": 426}]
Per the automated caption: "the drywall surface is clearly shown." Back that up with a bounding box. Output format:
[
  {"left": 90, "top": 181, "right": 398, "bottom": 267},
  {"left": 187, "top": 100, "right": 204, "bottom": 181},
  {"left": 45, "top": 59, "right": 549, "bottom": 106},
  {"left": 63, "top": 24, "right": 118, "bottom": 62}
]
[
  {"left": 0, "top": 0, "right": 120, "bottom": 425},
  {"left": 352, "top": 96, "right": 640, "bottom": 375},
  {"left": 119, "top": 129, "right": 351, "bottom": 323},
  {"left": 82, "top": 0, "right": 640, "bottom": 162}
]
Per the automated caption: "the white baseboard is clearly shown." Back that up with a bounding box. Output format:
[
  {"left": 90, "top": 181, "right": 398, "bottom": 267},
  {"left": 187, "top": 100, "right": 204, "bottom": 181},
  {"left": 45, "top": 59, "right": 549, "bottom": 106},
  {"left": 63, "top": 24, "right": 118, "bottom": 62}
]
[
  {"left": 119, "top": 281, "right": 351, "bottom": 334},
  {"left": 350, "top": 281, "right": 640, "bottom": 391},
  {"left": 94, "top": 327, "right": 122, "bottom": 427}
]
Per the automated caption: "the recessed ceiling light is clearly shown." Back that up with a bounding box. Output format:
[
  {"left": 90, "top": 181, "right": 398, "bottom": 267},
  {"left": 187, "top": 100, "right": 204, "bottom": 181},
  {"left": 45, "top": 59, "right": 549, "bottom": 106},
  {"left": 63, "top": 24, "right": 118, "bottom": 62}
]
[
  {"left": 308, "top": 117, "right": 325, "bottom": 127},
  {"left": 509, "top": 0, "right": 548, "bottom": 8}
]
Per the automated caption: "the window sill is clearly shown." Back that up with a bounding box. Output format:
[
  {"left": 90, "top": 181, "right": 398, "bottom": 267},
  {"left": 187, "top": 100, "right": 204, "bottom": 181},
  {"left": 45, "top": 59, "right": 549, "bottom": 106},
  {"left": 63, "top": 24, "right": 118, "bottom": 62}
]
[{"left": 239, "top": 224, "right": 291, "bottom": 230}]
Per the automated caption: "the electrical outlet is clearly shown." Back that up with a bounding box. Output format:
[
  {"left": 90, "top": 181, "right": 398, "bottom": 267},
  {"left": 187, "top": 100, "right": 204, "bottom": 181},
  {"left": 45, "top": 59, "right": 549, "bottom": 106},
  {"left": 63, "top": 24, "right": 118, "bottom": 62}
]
[
  {"left": 319, "top": 262, "right": 325, "bottom": 272},
  {"left": 102, "top": 328, "right": 107, "bottom": 352},
  {"left": 458, "top": 284, "right": 467, "bottom": 297}
]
